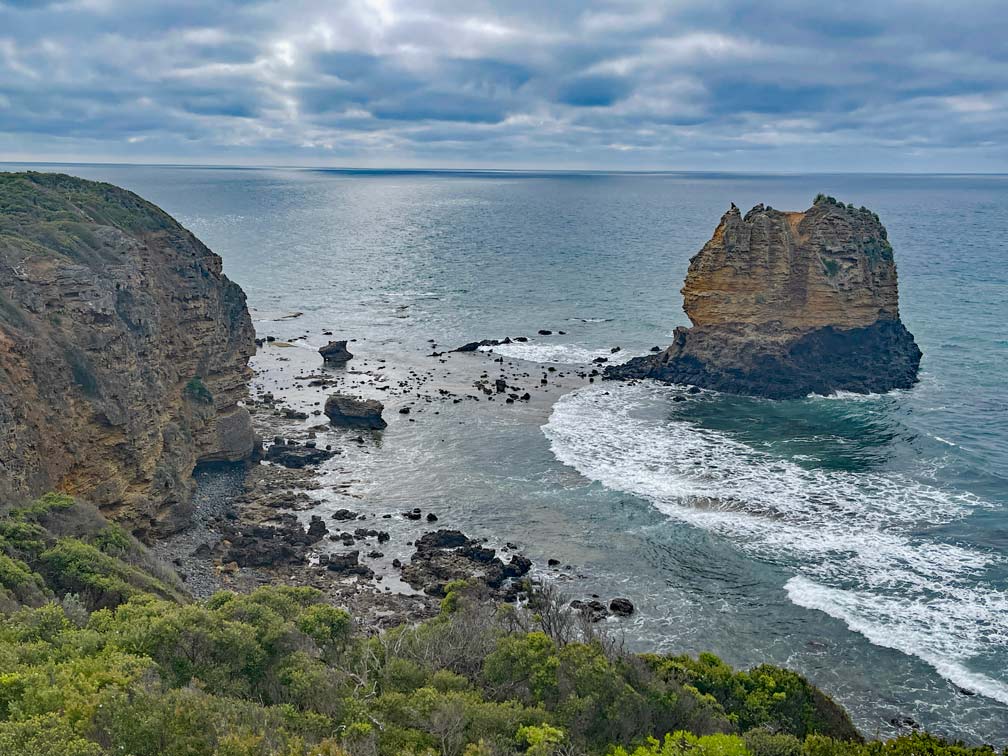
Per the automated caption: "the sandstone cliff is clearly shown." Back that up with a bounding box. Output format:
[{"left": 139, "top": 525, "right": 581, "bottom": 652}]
[
  {"left": 608, "top": 195, "right": 922, "bottom": 397},
  {"left": 0, "top": 172, "right": 258, "bottom": 538}
]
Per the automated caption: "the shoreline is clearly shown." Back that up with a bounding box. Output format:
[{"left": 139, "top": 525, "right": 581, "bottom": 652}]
[{"left": 159, "top": 322, "right": 638, "bottom": 630}]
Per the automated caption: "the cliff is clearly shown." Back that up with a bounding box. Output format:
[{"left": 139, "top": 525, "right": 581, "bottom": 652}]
[
  {"left": 0, "top": 172, "right": 258, "bottom": 538},
  {"left": 608, "top": 196, "right": 921, "bottom": 397}
]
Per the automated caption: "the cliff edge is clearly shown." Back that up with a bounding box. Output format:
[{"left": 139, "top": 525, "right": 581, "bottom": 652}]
[
  {"left": 607, "top": 195, "right": 922, "bottom": 397},
  {"left": 0, "top": 172, "right": 258, "bottom": 538}
]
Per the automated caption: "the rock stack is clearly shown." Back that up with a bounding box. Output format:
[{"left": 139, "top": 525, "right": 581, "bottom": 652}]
[{"left": 607, "top": 196, "right": 922, "bottom": 398}]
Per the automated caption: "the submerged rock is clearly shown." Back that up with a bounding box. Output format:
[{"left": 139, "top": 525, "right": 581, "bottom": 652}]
[
  {"left": 607, "top": 196, "right": 921, "bottom": 398},
  {"left": 324, "top": 394, "right": 387, "bottom": 429}
]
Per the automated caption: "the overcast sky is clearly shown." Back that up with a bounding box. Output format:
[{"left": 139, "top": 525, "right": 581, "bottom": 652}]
[{"left": 1, "top": 0, "right": 1005, "bottom": 171}]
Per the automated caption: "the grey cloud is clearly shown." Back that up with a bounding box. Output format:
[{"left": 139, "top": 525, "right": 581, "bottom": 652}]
[{"left": 0, "top": 0, "right": 1005, "bottom": 170}]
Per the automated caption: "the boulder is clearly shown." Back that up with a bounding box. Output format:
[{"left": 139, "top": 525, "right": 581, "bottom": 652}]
[
  {"left": 415, "top": 529, "right": 470, "bottom": 550},
  {"left": 319, "top": 340, "right": 353, "bottom": 363},
  {"left": 324, "top": 394, "right": 387, "bottom": 429},
  {"left": 609, "top": 597, "right": 634, "bottom": 616}
]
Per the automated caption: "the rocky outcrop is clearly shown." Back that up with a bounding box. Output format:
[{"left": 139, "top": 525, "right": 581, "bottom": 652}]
[
  {"left": 0, "top": 172, "right": 258, "bottom": 538},
  {"left": 607, "top": 196, "right": 921, "bottom": 398},
  {"left": 324, "top": 394, "right": 387, "bottom": 429}
]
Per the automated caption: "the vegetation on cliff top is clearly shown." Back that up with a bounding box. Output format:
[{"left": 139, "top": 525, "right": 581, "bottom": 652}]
[{"left": 0, "top": 495, "right": 1001, "bottom": 756}]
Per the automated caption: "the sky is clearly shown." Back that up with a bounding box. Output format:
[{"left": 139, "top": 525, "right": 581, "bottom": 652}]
[{"left": 0, "top": 0, "right": 1006, "bottom": 172}]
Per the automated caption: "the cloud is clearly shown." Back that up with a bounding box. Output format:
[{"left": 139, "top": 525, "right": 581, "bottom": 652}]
[{"left": 0, "top": 0, "right": 1005, "bottom": 170}]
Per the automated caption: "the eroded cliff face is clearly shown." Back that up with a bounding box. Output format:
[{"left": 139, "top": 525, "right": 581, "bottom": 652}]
[
  {"left": 0, "top": 172, "right": 258, "bottom": 538},
  {"left": 608, "top": 196, "right": 922, "bottom": 398}
]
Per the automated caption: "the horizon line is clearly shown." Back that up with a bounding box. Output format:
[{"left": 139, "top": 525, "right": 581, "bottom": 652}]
[{"left": 1, "top": 159, "right": 1006, "bottom": 178}]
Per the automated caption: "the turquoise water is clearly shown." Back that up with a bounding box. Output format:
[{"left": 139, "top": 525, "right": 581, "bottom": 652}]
[{"left": 9, "top": 164, "right": 1007, "bottom": 743}]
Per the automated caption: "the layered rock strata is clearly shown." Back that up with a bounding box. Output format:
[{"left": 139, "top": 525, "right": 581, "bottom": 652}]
[
  {"left": 607, "top": 196, "right": 921, "bottom": 398},
  {"left": 0, "top": 172, "right": 258, "bottom": 537}
]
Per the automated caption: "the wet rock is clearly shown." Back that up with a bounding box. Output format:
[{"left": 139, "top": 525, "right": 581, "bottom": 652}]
[
  {"left": 426, "top": 512, "right": 438, "bottom": 522},
  {"left": 326, "top": 550, "right": 373, "bottom": 577},
  {"left": 331, "top": 508, "right": 358, "bottom": 521},
  {"left": 265, "top": 442, "right": 336, "bottom": 469},
  {"left": 307, "top": 515, "right": 328, "bottom": 542},
  {"left": 324, "top": 394, "right": 387, "bottom": 429},
  {"left": 571, "top": 599, "right": 609, "bottom": 622},
  {"left": 609, "top": 597, "right": 634, "bottom": 616},
  {"left": 454, "top": 337, "right": 511, "bottom": 352},
  {"left": 502, "top": 554, "right": 532, "bottom": 579},
  {"left": 319, "top": 339, "right": 353, "bottom": 363},
  {"left": 416, "top": 529, "right": 470, "bottom": 550}
]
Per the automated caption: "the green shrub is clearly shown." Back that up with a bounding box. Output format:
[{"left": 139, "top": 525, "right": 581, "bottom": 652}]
[{"left": 0, "top": 713, "right": 105, "bottom": 756}]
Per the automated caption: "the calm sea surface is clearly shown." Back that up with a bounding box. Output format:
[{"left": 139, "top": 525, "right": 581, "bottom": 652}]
[{"left": 9, "top": 164, "right": 1007, "bottom": 743}]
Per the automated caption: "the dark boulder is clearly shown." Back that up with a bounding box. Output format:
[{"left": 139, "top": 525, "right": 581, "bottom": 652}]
[
  {"left": 324, "top": 394, "right": 387, "bottom": 429},
  {"left": 265, "top": 442, "right": 336, "bottom": 468},
  {"left": 609, "top": 597, "right": 634, "bottom": 616},
  {"left": 415, "top": 529, "right": 470, "bottom": 550},
  {"left": 319, "top": 340, "right": 353, "bottom": 363}
]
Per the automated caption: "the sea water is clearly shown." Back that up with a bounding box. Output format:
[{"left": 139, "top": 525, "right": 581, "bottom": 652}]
[{"left": 8, "top": 164, "right": 1006, "bottom": 743}]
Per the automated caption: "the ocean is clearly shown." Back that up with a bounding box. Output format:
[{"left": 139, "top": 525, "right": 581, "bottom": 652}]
[{"left": 9, "top": 164, "right": 1007, "bottom": 743}]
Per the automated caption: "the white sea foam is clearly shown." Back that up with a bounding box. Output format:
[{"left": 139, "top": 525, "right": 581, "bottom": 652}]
[
  {"left": 479, "top": 342, "right": 633, "bottom": 365},
  {"left": 543, "top": 383, "right": 1008, "bottom": 704}
]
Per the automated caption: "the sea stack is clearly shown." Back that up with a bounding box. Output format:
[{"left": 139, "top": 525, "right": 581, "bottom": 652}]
[
  {"left": 607, "top": 195, "right": 922, "bottom": 398},
  {"left": 0, "top": 172, "right": 259, "bottom": 537}
]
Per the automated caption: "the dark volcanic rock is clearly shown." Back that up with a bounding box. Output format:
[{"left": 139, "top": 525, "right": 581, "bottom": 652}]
[
  {"left": 606, "top": 197, "right": 922, "bottom": 398},
  {"left": 264, "top": 442, "right": 336, "bottom": 468},
  {"left": 220, "top": 519, "right": 310, "bottom": 568},
  {"left": 326, "top": 550, "right": 373, "bottom": 577},
  {"left": 415, "top": 529, "right": 470, "bottom": 550},
  {"left": 454, "top": 337, "right": 513, "bottom": 352},
  {"left": 319, "top": 340, "right": 353, "bottom": 363},
  {"left": 324, "top": 394, "right": 387, "bottom": 429},
  {"left": 609, "top": 597, "right": 634, "bottom": 616},
  {"left": 403, "top": 529, "right": 529, "bottom": 598}
]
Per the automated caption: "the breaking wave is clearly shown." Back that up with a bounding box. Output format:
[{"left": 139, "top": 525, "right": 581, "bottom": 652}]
[
  {"left": 480, "top": 342, "right": 633, "bottom": 365},
  {"left": 543, "top": 383, "right": 1008, "bottom": 705}
]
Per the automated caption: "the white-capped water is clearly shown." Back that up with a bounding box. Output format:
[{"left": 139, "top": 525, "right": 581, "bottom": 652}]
[
  {"left": 544, "top": 383, "right": 1008, "bottom": 706},
  {"left": 479, "top": 341, "right": 635, "bottom": 365}
]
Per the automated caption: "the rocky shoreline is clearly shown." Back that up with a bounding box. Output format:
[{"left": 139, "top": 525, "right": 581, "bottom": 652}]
[{"left": 157, "top": 322, "right": 637, "bottom": 630}]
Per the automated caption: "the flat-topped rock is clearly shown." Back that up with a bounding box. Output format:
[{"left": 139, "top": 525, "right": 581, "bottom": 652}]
[{"left": 324, "top": 394, "right": 387, "bottom": 429}]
